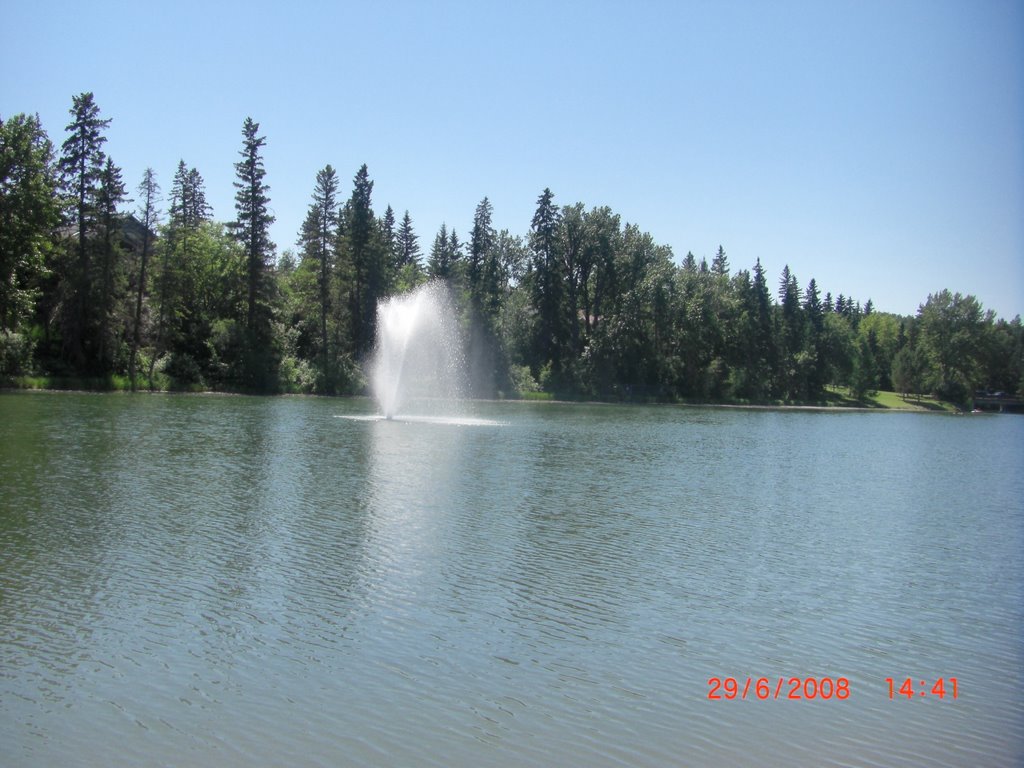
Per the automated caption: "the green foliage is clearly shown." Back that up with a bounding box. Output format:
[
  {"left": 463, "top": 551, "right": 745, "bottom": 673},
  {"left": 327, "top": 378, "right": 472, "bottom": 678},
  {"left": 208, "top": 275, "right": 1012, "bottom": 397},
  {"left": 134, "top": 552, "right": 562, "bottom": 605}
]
[
  {"left": 56, "top": 92, "right": 113, "bottom": 370},
  {"left": 0, "top": 113, "right": 59, "bottom": 333},
  {"left": 343, "top": 163, "right": 387, "bottom": 357},
  {"left": 295, "top": 164, "right": 340, "bottom": 392},
  {"left": 427, "top": 223, "right": 460, "bottom": 281},
  {"left": 850, "top": 335, "right": 878, "bottom": 400},
  {"left": 506, "top": 363, "right": 540, "bottom": 396},
  {"left": 229, "top": 117, "right": 277, "bottom": 388},
  {"left": 128, "top": 168, "right": 160, "bottom": 390},
  {"left": 891, "top": 344, "right": 926, "bottom": 399},
  {"left": 2, "top": 97, "right": 1019, "bottom": 403},
  {"left": 0, "top": 329, "right": 34, "bottom": 375},
  {"left": 917, "top": 290, "right": 989, "bottom": 404}
]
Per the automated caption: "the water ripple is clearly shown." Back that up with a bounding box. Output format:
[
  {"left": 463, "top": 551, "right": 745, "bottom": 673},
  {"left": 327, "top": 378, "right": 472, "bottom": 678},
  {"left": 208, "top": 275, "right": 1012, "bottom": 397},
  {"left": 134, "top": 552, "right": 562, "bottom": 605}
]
[{"left": 1, "top": 395, "right": 1021, "bottom": 766}]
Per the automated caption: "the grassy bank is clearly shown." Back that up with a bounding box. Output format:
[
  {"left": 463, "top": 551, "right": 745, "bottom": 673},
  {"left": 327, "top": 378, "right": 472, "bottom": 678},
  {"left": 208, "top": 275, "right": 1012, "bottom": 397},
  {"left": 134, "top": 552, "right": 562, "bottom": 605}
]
[
  {"left": 0, "top": 373, "right": 206, "bottom": 393},
  {"left": 1, "top": 376, "right": 960, "bottom": 413},
  {"left": 822, "top": 387, "right": 959, "bottom": 413}
]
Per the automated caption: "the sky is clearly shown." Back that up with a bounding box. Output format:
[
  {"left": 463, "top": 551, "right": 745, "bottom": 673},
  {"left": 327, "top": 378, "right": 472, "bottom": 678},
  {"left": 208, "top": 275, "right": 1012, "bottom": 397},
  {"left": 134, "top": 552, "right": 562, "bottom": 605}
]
[{"left": 2, "top": 0, "right": 1022, "bottom": 319}]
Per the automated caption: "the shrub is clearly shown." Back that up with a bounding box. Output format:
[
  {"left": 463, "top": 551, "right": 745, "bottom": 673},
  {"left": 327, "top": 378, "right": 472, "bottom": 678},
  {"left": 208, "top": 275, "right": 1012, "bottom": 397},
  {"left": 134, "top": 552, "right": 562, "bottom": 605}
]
[{"left": 0, "top": 330, "right": 34, "bottom": 375}]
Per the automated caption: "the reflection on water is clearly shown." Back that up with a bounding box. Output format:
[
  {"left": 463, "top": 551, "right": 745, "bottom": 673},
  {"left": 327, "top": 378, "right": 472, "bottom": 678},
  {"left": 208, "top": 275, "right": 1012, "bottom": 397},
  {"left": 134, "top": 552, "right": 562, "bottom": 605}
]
[{"left": 0, "top": 393, "right": 1022, "bottom": 767}]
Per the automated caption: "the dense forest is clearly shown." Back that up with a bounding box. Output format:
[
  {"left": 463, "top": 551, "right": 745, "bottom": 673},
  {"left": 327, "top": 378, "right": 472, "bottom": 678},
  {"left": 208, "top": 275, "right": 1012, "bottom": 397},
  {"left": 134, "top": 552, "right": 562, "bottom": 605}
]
[{"left": 2, "top": 94, "right": 1021, "bottom": 406}]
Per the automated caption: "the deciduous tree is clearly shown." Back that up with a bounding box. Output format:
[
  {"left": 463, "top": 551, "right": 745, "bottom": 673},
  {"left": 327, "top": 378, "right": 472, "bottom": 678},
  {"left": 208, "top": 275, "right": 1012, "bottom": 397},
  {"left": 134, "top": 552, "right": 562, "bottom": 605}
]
[{"left": 0, "top": 113, "right": 59, "bottom": 335}]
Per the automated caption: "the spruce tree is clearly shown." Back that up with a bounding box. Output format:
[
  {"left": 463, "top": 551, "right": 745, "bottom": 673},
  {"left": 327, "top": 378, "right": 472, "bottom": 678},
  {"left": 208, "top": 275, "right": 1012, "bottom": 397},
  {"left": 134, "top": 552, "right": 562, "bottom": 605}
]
[
  {"left": 751, "top": 258, "right": 775, "bottom": 395},
  {"left": 467, "top": 196, "right": 505, "bottom": 395},
  {"left": 711, "top": 245, "right": 729, "bottom": 277},
  {"left": 469, "top": 197, "right": 497, "bottom": 315},
  {"left": 529, "top": 188, "right": 565, "bottom": 379},
  {"left": 428, "top": 223, "right": 452, "bottom": 279},
  {"left": 58, "top": 92, "right": 111, "bottom": 368},
  {"left": 95, "top": 156, "right": 127, "bottom": 370},
  {"left": 297, "top": 164, "right": 339, "bottom": 388},
  {"left": 802, "top": 277, "right": 826, "bottom": 396},
  {"left": 344, "top": 164, "right": 381, "bottom": 356},
  {"left": 129, "top": 167, "right": 159, "bottom": 389},
  {"left": 448, "top": 228, "right": 463, "bottom": 275},
  {"left": 159, "top": 159, "right": 211, "bottom": 366},
  {"left": 380, "top": 203, "right": 397, "bottom": 292},
  {"left": 397, "top": 210, "right": 421, "bottom": 268},
  {"left": 229, "top": 117, "right": 276, "bottom": 387},
  {"left": 803, "top": 278, "right": 823, "bottom": 331}
]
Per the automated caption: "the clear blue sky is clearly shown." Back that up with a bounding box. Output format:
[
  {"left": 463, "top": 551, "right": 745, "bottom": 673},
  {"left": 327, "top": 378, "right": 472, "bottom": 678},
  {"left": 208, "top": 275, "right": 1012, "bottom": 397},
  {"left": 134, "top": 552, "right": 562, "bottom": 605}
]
[{"left": 3, "top": 0, "right": 1022, "bottom": 318}]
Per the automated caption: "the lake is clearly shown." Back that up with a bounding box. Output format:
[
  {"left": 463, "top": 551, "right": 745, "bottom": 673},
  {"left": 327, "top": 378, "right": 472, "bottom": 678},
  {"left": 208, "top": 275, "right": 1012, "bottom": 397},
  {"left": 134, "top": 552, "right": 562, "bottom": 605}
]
[{"left": 1, "top": 392, "right": 1021, "bottom": 766}]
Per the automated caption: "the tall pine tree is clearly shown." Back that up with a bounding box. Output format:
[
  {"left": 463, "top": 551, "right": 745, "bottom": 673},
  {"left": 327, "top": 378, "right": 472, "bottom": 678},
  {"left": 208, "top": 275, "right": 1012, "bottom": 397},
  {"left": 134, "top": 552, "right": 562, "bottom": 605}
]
[
  {"left": 129, "top": 167, "right": 159, "bottom": 389},
  {"left": 529, "top": 188, "right": 565, "bottom": 380},
  {"left": 343, "top": 164, "right": 381, "bottom": 357},
  {"left": 158, "top": 159, "right": 211, "bottom": 365},
  {"left": 397, "top": 210, "right": 421, "bottom": 268},
  {"left": 395, "top": 209, "right": 422, "bottom": 290},
  {"left": 58, "top": 92, "right": 111, "bottom": 369},
  {"left": 229, "top": 117, "right": 276, "bottom": 387},
  {"left": 297, "top": 163, "right": 339, "bottom": 389},
  {"left": 94, "top": 156, "right": 126, "bottom": 371},
  {"left": 428, "top": 223, "right": 453, "bottom": 280}
]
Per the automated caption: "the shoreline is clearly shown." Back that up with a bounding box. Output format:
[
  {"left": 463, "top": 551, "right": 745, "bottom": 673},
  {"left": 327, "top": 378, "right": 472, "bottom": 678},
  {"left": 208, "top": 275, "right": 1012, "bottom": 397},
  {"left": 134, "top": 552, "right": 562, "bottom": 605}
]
[{"left": 1, "top": 380, "right": 962, "bottom": 413}]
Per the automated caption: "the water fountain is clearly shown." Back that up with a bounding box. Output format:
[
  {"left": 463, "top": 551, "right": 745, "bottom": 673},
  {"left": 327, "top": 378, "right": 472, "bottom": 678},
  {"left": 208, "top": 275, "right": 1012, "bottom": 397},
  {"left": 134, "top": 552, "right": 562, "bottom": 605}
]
[{"left": 369, "top": 281, "right": 466, "bottom": 420}]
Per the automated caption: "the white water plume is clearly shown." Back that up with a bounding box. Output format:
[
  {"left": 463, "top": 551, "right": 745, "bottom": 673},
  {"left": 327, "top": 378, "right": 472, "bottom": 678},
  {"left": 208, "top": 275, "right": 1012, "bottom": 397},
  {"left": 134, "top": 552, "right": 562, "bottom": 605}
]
[{"left": 369, "top": 281, "right": 466, "bottom": 419}]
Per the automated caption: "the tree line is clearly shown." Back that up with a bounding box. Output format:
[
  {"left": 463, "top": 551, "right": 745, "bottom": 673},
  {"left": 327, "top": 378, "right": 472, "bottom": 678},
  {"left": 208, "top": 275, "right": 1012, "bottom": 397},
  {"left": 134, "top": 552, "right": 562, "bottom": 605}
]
[{"left": 1, "top": 93, "right": 1021, "bottom": 406}]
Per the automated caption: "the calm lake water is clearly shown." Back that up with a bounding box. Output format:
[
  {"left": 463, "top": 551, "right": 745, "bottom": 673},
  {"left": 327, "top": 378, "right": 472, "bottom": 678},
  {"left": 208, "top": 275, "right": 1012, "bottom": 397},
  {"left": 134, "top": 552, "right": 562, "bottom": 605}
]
[{"left": 1, "top": 392, "right": 1022, "bottom": 767}]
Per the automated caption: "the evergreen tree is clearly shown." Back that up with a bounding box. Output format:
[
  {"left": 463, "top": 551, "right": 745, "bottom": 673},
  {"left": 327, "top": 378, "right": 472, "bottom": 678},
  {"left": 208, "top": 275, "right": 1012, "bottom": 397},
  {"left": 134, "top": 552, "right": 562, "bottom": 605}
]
[
  {"left": 468, "top": 197, "right": 498, "bottom": 316},
  {"left": 344, "top": 164, "right": 382, "bottom": 357},
  {"left": 395, "top": 209, "right": 423, "bottom": 290},
  {"left": 469, "top": 198, "right": 494, "bottom": 293},
  {"left": 397, "top": 210, "right": 421, "bottom": 268},
  {"left": 528, "top": 188, "right": 566, "bottom": 380},
  {"left": 158, "top": 161, "right": 190, "bottom": 343},
  {"left": 158, "top": 159, "right": 213, "bottom": 370},
  {"left": 229, "top": 117, "right": 276, "bottom": 387},
  {"left": 95, "top": 156, "right": 127, "bottom": 370},
  {"left": 711, "top": 245, "right": 729, "bottom": 277},
  {"left": 821, "top": 310, "right": 855, "bottom": 389},
  {"left": 467, "top": 196, "right": 506, "bottom": 395},
  {"left": 129, "top": 167, "right": 159, "bottom": 389},
  {"left": 749, "top": 257, "right": 775, "bottom": 396},
  {"left": 801, "top": 277, "right": 826, "bottom": 396},
  {"left": 428, "top": 223, "right": 452, "bottom": 279},
  {"left": 448, "top": 228, "right": 463, "bottom": 276},
  {"left": 803, "top": 278, "right": 822, "bottom": 329},
  {"left": 850, "top": 333, "right": 878, "bottom": 399},
  {"left": 297, "top": 164, "right": 339, "bottom": 389},
  {"left": 776, "top": 265, "right": 804, "bottom": 397},
  {"left": 380, "top": 203, "right": 397, "bottom": 292},
  {"left": 58, "top": 92, "right": 111, "bottom": 368}
]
